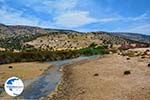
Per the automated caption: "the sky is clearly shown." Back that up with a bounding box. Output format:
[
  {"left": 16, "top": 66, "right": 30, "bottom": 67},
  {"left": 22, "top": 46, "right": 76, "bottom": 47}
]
[{"left": 0, "top": 0, "right": 150, "bottom": 34}]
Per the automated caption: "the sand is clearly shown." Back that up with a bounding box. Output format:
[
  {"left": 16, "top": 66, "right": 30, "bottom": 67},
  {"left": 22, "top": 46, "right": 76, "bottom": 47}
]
[
  {"left": 49, "top": 53, "right": 150, "bottom": 100},
  {"left": 0, "top": 62, "right": 51, "bottom": 83},
  {"left": 0, "top": 62, "right": 51, "bottom": 99}
]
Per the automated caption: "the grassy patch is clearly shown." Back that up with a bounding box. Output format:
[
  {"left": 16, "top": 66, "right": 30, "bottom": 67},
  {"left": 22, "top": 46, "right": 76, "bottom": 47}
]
[{"left": 79, "top": 45, "right": 108, "bottom": 56}]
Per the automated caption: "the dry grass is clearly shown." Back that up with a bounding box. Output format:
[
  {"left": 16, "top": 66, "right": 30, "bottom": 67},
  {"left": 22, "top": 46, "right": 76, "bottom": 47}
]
[
  {"left": 0, "top": 62, "right": 51, "bottom": 83},
  {"left": 50, "top": 54, "right": 150, "bottom": 100}
]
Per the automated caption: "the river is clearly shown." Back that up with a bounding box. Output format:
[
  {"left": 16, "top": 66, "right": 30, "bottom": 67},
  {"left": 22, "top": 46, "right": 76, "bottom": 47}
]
[{"left": 21, "top": 55, "right": 99, "bottom": 99}]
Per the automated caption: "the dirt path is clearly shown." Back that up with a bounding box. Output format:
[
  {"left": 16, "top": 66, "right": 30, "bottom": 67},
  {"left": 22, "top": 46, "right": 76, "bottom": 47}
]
[{"left": 50, "top": 54, "right": 150, "bottom": 100}]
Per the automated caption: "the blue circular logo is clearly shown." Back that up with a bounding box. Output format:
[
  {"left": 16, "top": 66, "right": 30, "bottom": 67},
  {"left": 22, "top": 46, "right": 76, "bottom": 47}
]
[{"left": 4, "top": 77, "right": 24, "bottom": 97}]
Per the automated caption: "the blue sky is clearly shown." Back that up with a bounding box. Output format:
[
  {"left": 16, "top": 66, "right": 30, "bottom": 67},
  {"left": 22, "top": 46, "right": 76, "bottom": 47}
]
[{"left": 0, "top": 0, "right": 150, "bottom": 34}]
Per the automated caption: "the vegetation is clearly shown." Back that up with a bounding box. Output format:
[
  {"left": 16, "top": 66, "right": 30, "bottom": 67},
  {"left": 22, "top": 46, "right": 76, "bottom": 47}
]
[
  {"left": 0, "top": 33, "right": 48, "bottom": 51},
  {"left": 0, "top": 44, "right": 109, "bottom": 64},
  {"left": 0, "top": 85, "right": 3, "bottom": 96},
  {"left": 0, "top": 91, "right": 2, "bottom": 96},
  {"left": 80, "top": 44, "right": 108, "bottom": 56}
]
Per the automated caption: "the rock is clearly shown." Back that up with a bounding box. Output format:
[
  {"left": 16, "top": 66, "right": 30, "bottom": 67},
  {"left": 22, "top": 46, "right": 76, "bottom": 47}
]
[
  {"left": 94, "top": 73, "right": 99, "bottom": 76},
  {"left": 148, "top": 63, "right": 150, "bottom": 67},
  {"left": 126, "top": 58, "right": 130, "bottom": 60},
  {"left": 124, "top": 70, "right": 131, "bottom": 75},
  {"left": 8, "top": 66, "right": 13, "bottom": 69}
]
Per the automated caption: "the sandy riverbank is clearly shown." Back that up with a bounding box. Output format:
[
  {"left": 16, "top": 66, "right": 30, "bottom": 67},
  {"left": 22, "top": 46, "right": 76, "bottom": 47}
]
[
  {"left": 0, "top": 62, "right": 51, "bottom": 84},
  {"left": 48, "top": 53, "right": 150, "bottom": 100},
  {"left": 0, "top": 62, "right": 51, "bottom": 99}
]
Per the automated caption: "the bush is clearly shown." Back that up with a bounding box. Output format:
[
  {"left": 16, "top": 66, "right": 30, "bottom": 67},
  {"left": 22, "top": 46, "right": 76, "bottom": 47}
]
[
  {"left": 0, "top": 45, "right": 108, "bottom": 64},
  {"left": 126, "top": 58, "right": 130, "bottom": 60},
  {"left": 79, "top": 45, "right": 108, "bottom": 56}
]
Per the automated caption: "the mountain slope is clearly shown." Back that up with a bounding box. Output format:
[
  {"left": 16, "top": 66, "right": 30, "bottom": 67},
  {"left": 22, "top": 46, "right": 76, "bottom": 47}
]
[
  {"left": 0, "top": 23, "right": 77, "bottom": 37},
  {"left": 24, "top": 32, "right": 135, "bottom": 50}
]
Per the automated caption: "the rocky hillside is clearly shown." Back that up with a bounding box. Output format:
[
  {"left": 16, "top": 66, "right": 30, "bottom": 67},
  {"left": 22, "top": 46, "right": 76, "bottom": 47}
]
[
  {"left": 0, "top": 23, "right": 148, "bottom": 51},
  {"left": 0, "top": 23, "right": 76, "bottom": 37},
  {"left": 25, "top": 32, "right": 138, "bottom": 51}
]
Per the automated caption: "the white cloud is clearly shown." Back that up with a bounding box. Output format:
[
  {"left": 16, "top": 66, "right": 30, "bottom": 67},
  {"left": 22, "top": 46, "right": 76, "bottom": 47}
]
[
  {"left": 121, "top": 12, "right": 150, "bottom": 22},
  {"left": 98, "top": 17, "right": 122, "bottom": 22},
  {"left": 23, "top": 0, "right": 78, "bottom": 15},
  {"left": 43, "top": 0, "right": 77, "bottom": 12},
  {"left": 40, "top": 0, "right": 98, "bottom": 28},
  {"left": 132, "top": 13, "right": 150, "bottom": 21},
  {"left": 125, "top": 24, "right": 150, "bottom": 34},
  {"left": 0, "top": 7, "right": 40, "bottom": 26},
  {"left": 113, "top": 22, "right": 150, "bottom": 34},
  {"left": 54, "top": 11, "right": 97, "bottom": 28},
  {"left": 97, "top": 12, "right": 150, "bottom": 23},
  {"left": 111, "top": 12, "right": 150, "bottom": 34},
  {"left": 15, "top": 0, "right": 97, "bottom": 28},
  {"left": 0, "top": 0, "right": 126, "bottom": 28}
]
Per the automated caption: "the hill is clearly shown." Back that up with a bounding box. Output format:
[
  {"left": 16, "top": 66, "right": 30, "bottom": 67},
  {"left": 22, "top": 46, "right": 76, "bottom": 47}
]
[
  {"left": 0, "top": 23, "right": 148, "bottom": 51},
  {"left": 24, "top": 32, "right": 139, "bottom": 51}
]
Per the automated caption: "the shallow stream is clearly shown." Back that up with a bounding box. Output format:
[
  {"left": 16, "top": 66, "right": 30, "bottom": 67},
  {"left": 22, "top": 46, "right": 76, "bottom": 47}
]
[{"left": 21, "top": 55, "right": 99, "bottom": 99}]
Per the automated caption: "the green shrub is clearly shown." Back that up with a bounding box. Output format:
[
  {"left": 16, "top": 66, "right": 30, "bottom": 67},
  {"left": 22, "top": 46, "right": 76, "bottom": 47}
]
[{"left": 0, "top": 45, "right": 108, "bottom": 64}]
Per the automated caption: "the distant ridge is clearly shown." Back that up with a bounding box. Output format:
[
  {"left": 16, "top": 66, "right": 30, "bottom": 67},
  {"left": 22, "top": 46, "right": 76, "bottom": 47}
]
[
  {"left": 0, "top": 23, "right": 78, "bottom": 37},
  {"left": 110, "top": 32, "right": 150, "bottom": 43}
]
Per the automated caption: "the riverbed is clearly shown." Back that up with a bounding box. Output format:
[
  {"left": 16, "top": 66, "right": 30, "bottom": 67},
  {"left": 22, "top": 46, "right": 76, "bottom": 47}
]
[{"left": 21, "top": 55, "right": 99, "bottom": 99}]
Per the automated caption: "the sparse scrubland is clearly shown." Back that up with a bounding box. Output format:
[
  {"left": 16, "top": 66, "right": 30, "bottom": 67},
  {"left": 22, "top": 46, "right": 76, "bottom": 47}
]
[{"left": 49, "top": 52, "right": 150, "bottom": 100}]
